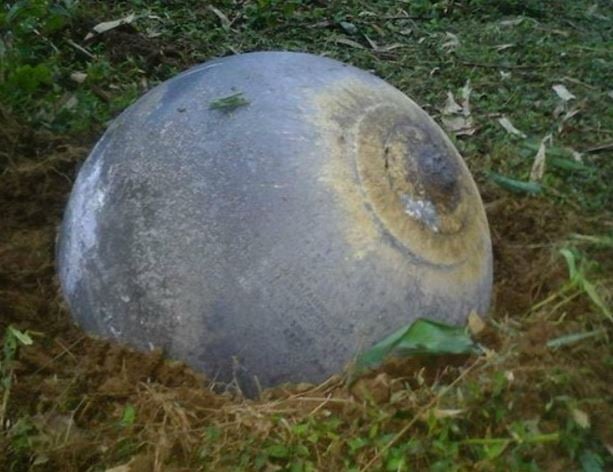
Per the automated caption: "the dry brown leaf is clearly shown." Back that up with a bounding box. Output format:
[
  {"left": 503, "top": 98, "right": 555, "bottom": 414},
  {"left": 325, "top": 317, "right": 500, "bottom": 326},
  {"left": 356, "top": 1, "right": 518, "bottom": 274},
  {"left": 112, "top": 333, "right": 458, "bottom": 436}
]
[
  {"left": 442, "top": 92, "right": 462, "bottom": 115},
  {"left": 570, "top": 149, "right": 583, "bottom": 162},
  {"left": 442, "top": 32, "right": 460, "bottom": 51},
  {"left": 530, "top": 134, "right": 551, "bottom": 182},
  {"left": 209, "top": 6, "right": 231, "bottom": 32},
  {"left": 498, "top": 116, "right": 527, "bottom": 138},
  {"left": 70, "top": 71, "right": 87, "bottom": 84},
  {"left": 552, "top": 84, "right": 576, "bottom": 102},
  {"left": 441, "top": 81, "right": 475, "bottom": 136},
  {"left": 500, "top": 18, "right": 524, "bottom": 27},
  {"left": 433, "top": 408, "right": 464, "bottom": 419},
  {"left": 335, "top": 37, "right": 366, "bottom": 49},
  {"left": 571, "top": 408, "right": 590, "bottom": 429},
  {"left": 105, "top": 465, "right": 131, "bottom": 472},
  {"left": 461, "top": 80, "right": 472, "bottom": 117},
  {"left": 85, "top": 13, "right": 136, "bottom": 40},
  {"left": 442, "top": 116, "right": 476, "bottom": 136},
  {"left": 467, "top": 311, "right": 485, "bottom": 336},
  {"left": 494, "top": 43, "right": 514, "bottom": 51}
]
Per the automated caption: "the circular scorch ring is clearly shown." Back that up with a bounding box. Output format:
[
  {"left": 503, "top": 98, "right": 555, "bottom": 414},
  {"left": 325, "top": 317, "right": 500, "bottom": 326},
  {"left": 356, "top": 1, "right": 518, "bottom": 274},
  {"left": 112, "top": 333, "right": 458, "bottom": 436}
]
[{"left": 57, "top": 51, "right": 492, "bottom": 396}]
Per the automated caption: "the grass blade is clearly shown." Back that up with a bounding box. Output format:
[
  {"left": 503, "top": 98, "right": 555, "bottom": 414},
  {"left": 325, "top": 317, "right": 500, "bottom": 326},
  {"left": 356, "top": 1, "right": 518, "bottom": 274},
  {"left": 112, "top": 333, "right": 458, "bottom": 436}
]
[
  {"left": 488, "top": 172, "right": 542, "bottom": 194},
  {"left": 546, "top": 330, "right": 604, "bottom": 349}
]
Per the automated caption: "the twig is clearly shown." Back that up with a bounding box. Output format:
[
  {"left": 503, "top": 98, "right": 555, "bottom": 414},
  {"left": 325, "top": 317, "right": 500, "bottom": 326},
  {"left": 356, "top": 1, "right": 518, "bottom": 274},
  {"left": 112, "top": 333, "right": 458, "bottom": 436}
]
[
  {"left": 66, "top": 39, "right": 96, "bottom": 60},
  {"left": 583, "top": 141, "right": 613, "bottom": 153},
  {"left": 380, "top": 15, "right": 428, "bottom": 21},
  {"left": 458, "top": 60, "right": 550, "bottom": 70},
  {"left": 33, "top": 335, "right": 86, "bottom": 375}
]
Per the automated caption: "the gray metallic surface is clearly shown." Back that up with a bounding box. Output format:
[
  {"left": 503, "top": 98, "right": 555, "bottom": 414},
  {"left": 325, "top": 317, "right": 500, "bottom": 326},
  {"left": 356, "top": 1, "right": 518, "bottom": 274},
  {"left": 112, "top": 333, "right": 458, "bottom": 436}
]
[{"left": 57, "top": 52, "right": 493, "bottom": 395}]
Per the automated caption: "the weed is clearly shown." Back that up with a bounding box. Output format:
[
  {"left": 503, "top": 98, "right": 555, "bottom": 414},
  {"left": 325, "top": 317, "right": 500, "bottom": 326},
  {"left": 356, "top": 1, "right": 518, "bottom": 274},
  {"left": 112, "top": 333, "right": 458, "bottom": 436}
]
[{"left": 1, "top": 326, "right": 33, "bottom": 428}]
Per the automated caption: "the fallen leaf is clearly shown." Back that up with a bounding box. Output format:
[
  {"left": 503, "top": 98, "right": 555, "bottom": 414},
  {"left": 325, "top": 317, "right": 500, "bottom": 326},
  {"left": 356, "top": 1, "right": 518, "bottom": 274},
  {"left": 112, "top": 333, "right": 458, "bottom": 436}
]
[
  {"left": 530, "top": 134, "right": 551, "bottom": 182},
  {"left": 433, "top": 408, "right": 464, "bottom": 419},
  {"left": 552, "top": 84, "right": 576, "bottom": 101},
  {"left": 442, "top": 92, "right": 462, "bottom": 115},
  {"left": 571, "top": 408, "right": 590, "bottom": 429},
  {"left": 335, "top": 37, "right": 366, "bottom": 49},
  {"left": 374, "top": 42, "right": 405, "bottom": 53},
  {"left": 571, "top": 149, "right": 583, "bottom": 162},
  {"left": 467, "top": 311, "right": 485, "bottom": 336},
  {"left": 494, "top": 43, "right": 514, "bottom": 51},
  {"left": 105, "top": 465, "right": 131, "bottom": 472},
  {"left": 85, "top": 13, "right": 136, "bottom": 40},
  {"left": 499, "top": 18, "right": 524, "bottom": 27},
  {"left": 442, "top": 116, "right": 476, "bottom": 136},
  {"left": 442, "top": 32, "right": 460, "bottom": 51},
  {"left": 498, "top": 116, "right": 527, "bottom": 138},
  {"left": 60, "top": 94, "right": 79, "bottom": 111},
  {"left": 209, "top": 6, "right": 231, "bottom": 32},
  {"left": 441, "top": 81, "right": 475, "bottom": 136},
  {"left": 461, "top": 80, "right": 472, "bottom": 117},
  {"left": 70, "top": 71, "right": 87, "bottom": 83}
]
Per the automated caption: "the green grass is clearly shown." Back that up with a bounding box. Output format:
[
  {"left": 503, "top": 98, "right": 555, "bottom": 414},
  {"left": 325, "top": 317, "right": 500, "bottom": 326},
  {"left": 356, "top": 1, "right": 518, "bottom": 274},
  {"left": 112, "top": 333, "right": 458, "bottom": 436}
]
[{"left": 1, "top": 0, "right": 611, "bottom": 470}]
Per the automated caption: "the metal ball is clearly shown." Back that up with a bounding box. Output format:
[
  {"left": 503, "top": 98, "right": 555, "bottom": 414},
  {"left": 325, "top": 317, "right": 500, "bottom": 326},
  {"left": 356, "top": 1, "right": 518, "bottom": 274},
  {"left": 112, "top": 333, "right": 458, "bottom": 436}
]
[{"left": 57, "top": 52, "right": 492, "bottom": 395}]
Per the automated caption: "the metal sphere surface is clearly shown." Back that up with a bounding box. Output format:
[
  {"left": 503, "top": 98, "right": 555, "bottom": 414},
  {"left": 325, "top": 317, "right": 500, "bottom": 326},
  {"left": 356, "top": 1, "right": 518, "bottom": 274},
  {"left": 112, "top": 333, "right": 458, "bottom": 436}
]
[{"left": 57, "top": 52, "right": 493, "bottom": 395}]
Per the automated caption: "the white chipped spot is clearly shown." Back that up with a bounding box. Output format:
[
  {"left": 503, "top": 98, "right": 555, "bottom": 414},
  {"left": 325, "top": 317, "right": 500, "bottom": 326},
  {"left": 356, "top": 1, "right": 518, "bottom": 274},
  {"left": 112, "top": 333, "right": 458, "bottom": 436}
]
[
  {"left": 62, "top": 157, "right": 108, "bottom": 294},
  {"left": 400, "top": 195, "right": 440, "bottom": 233},
  {"left": 120, "top": 295, "right": 131, "bottom": 303}
]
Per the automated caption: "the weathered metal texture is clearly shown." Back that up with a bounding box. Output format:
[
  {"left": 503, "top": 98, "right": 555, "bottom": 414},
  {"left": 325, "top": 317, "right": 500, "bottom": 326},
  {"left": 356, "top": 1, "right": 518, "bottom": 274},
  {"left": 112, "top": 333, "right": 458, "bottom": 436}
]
[{"left": 57, "top": 52, "right": 492, "bottom": 395}]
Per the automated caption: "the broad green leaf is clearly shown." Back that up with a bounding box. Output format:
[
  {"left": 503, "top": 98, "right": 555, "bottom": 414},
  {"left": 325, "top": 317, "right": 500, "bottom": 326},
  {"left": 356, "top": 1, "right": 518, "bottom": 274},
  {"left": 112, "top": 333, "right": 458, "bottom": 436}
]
[
  {"left": 266, "top": 444, "right": 290, "bottom": 458},
  {"left": 488, "top": 172, "right": 541, "bottom": 194},
  {"left": 120, "top": 404, "right": 136, "bottom": 427},
  {"left": 8, "top": 326, "right": 33, "bottom": 346},
  {"left": 583, "top": 280, "right": 612, "bottom": 321},
  {"left": 355, "top": 318, "right": 480, "bottom": 372},
  {"left": 579, "top": 450, "right": 604, "bottom": 472},
  {"left": 560, "top": 248, "right": 578, "bottom": 281}
]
